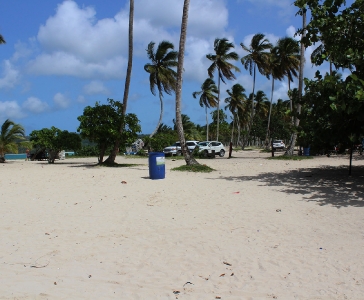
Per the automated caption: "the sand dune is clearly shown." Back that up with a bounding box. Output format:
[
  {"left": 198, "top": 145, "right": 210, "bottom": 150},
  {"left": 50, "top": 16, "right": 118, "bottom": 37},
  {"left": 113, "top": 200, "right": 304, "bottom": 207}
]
[{"left": 1, "top": 151, "right": 364, "bottom": 299}]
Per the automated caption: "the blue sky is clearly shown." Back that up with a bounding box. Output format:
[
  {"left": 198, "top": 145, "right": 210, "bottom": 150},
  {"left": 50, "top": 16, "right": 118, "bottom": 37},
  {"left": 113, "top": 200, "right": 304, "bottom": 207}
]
[{"left": 0, "top": 0, "right": 327, "bottom": 135}]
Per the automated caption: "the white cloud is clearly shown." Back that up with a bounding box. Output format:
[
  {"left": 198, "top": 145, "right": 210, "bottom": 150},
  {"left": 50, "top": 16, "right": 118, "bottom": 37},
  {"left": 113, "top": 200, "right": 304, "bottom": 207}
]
[
  {"left": 77, "top": 95, "right": 86, "bottom": 103},
  {"left": 83, "top": 80, "right": 109, "bottom": 95},
  {"left": 0, "top": 101, "right": 25, "bottom": 120},
  {"left": 286, "top": 26, "right": 297, "bottom": 38},
  {"left": 0, "top": 60, "right": 20, "bottom": 88},
  {"left": 53, "top": 93, "right": 70, "bottom": 109},
  {"left": 23, "top": 97, "right": 49, "bottom": 113}
]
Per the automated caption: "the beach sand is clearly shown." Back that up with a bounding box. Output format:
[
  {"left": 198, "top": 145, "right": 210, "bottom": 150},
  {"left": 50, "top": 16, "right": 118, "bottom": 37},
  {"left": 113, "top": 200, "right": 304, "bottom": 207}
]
[{"left": 1, "top": 150, "right": 364, "bottom": 299}]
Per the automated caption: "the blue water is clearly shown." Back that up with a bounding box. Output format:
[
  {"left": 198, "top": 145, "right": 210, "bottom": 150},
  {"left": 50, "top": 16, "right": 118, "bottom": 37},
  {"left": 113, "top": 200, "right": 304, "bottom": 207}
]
[{"left": 4, "top": 153, "right": 27, "bottom": 160}]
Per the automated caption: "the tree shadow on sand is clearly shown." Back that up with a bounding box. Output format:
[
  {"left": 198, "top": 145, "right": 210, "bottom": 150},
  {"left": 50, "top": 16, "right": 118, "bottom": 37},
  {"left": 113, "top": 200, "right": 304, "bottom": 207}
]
[{"left": 218, "top": 164, "right": 364, "bottom": 208}]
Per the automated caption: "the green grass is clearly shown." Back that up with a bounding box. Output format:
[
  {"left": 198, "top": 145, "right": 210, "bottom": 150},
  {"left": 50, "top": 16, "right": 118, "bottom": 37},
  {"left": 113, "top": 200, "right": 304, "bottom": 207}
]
[
  {"left": 171, "top": 164, "right": 215, "bottom": 173},
  {"left": 267, "top": 155, "right": 314, "bottom": 161}
]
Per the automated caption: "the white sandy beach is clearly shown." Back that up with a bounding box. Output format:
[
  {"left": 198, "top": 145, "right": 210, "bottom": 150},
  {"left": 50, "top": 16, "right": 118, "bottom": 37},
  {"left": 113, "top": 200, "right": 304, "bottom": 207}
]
[{"left": 1, "top": 151, "right": 364, "bottom": 299}]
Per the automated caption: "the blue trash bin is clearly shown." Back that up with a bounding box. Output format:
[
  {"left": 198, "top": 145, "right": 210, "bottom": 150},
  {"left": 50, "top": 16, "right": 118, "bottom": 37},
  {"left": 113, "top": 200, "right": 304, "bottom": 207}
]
[
  {"left": 148, "top": 152, "right": 165, "bottom": 179},
  {"left": 303, "top": 147, "right": 310, "bottom": 156}
]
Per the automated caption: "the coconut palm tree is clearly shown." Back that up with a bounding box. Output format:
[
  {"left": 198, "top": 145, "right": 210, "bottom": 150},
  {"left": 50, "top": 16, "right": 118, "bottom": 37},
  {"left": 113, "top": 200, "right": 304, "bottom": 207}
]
[
  {"left": 175, "top": 0, "right": 198, "bottom": 165},
  {"left": 144, "top": 40, "right": 178, "bottom": 138},
  {"left": 0, "top": 119, "right": 26, "bottom": 162},
  {"left": 0, "top": 34, "right": 5, "bottom": 44},
  {"left": 104, "top": 0, "right": 134, "bottom": 164},
  {"left": 285, "top": 7, "right": 306, "bottom": 156},
  {"left": 192, "top": 78, "right": 218, "bottom": 141},
  {"left": 224, "top": 84, "right": 246, "bottom": 146},
  {"left": 206, "top": 38, "right": 240, "bottom": 141},
  {"left": 240, "top": 34, "right": 272, "bottom": 131}
]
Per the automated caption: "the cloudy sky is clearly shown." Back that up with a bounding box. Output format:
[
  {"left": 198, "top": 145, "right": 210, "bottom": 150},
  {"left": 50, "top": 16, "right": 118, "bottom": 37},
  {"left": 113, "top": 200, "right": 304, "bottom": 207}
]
[{"left": 0, "top": 0, "right": 328, "bottom": 135}]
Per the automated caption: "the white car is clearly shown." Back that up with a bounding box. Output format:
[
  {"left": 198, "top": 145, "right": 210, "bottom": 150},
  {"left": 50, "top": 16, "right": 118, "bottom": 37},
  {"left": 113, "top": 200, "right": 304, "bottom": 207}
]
[
  {"left": 197, "top": 141, "right": 225, "bottom": 157},
  {"left": 272, "top": 140, "right": 285, "bottom": 150},
  {"left": 163, "top": 141, "right": 199, "bottom": 156}
]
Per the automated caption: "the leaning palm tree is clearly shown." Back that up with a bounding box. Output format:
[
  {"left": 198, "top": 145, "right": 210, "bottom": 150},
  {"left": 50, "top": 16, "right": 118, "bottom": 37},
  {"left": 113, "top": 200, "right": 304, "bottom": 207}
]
[
  {"left": 206, "top": 38, "right": 240, "bottom": 141},
  {"left": 241, "top": 33, "right": 272, "bottom": 133},
  {"left": 144, "top": 40, "right": 178, "bottom": 138},
  {"left": 192, "top": 78, "right": 218, "bottom": 141},
  {"left": 104, "top": 0, "right": 134, "bottom": 164},
  {"left": 175, "top": 0, "right": 199, "bottom": 165},
  {"left": 224, "top": 83, "right": 246, "bottom": 146},
  {"left": 0, "top": 119, "right": 26, "bottom": 162}
]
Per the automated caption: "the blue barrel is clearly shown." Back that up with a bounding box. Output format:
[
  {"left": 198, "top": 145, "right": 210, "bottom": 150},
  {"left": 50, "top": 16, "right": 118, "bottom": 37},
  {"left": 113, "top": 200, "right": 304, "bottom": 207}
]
[
  {"left": 303, "top": 147, "right": 310, "bottom": 156},
  {"left": 148, "top": 152, "right": 165, "bottom": 179}
]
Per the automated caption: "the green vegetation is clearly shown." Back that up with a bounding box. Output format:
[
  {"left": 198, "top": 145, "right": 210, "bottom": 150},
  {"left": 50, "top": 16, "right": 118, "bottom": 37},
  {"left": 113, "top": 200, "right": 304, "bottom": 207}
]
[
  {"left": 171, "top": 164, "right": 215, "bottom": 173},
  {"left": 77, "top": 99, "right": 141, "bottom": 163},
  {"left": 0, "top": 119, "right": 27, "bottom": 162}
]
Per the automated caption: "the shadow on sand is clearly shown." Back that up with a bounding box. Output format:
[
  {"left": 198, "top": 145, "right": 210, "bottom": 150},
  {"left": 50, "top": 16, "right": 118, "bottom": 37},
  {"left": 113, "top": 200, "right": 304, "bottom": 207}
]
[{"left": 217, "top": 164, "right": 364, "bottom": 208}]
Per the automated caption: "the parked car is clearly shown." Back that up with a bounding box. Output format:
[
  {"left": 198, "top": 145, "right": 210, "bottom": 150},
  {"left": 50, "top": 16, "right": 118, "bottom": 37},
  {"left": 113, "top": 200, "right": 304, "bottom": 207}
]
[
  {"left": 163, "top": 141, "right": 199, "bottom": 156},
  {"left": 272, "top": 140, "right": 285, "bottom": 150},
  {"left": 197, "top": 141, "right": 225, "bottom": 157}
]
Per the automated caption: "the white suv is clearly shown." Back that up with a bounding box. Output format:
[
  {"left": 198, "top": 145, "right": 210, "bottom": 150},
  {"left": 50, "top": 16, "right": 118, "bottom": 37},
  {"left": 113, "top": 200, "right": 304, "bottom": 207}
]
[
  {"left": 197, "top": 141, "right": 225, "bottom": 157},
  {"left": 163, "top": 141, "right": 199, "bottom": 156},
  {"left": 272, "top": 140, "right": 285, "bottom": 150}
]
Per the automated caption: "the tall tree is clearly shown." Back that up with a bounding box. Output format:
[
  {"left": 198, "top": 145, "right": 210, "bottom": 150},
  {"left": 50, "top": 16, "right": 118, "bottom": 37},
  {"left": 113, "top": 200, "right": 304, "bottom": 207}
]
[
  {"left": 241, "top": 33, "right": 272, "bottom": 140},
  {"left": 285, "top": 5, "right": 306, "bottom": 156},
  {"left": 0, "top": 119, "right": 25, "bottom": 162},
  {"left": 192, "top": 78, "right": 218, "bottom": 141},
  {"left": 175, "top": 0, "right": 198, "bottom": 165},
  {"left": 104, "top": 0, "right": 134, "bottom": 164},
  {"left": 224, "top": 84, "right": 246, "bottom": 146},
  {"left": 206, "top": 38, "right": 240, "bottom": 141},
  {"left": 144, "top": 41, "right": 178, "bottom": 138}
]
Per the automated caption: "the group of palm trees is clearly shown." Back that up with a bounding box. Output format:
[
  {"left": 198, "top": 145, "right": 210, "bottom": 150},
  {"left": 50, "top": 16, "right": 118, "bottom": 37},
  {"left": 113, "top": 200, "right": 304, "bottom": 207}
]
[{"left": 144, "top": 33, "right": 300, "bottom": 146}]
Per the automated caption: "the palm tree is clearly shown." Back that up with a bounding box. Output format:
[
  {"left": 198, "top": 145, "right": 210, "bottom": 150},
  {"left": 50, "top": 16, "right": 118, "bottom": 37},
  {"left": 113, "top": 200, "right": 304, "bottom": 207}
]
[
  {"left": 254, "top": 90, "right": 269, "bottom": 118},
  {"left": 104, "top": 0, "right": 134, "bottom": 164},
  {"left": 173, "top": 114, "right": 202, "bottom": 141},
  {"left": 0, "top": 34, "right": 5, "bottom": 44},
  {"left": 224, "top": 84, "right": 246, "bottom": 146},
  {"left": 175, "top": 0, "right": 198, "bottom": 165},
  {"left": 0, "top": 119, "right": 26, "bottom": 162},
  {"left": 192, "top": 78, "right": 218, "bottom": 141},
  {"left": 241, "top": 33, "right": 272, "bottom": 133},
  {"left": 286, "top": 7, "right": 306, "bottom": 156},
  {"left": 206, "top": 38, "right": 240, "bottom": 141},
  {"left": 144, "top": 40, "right": 178, "bottom": 138},
  {"left": 265, "top": 45, "right": 285, "bottom": 146}
]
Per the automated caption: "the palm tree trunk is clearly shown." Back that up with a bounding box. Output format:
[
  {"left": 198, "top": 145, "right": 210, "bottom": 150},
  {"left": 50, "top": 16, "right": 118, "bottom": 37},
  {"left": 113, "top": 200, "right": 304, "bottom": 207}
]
[
  {"left": 149, "top": 93, "right": 163, "bottom": 138},
  {"left": 285, "top": 8, "right": 306, "bottom": 156},
  {"left": 244, "top": 63, "right": 256, "bottom": 148},
  {"left": 103, "top": 0, "right": 134, "bottom": 164},
  {"left": 205, "top": 106, "right": 209, "bottom": 141},
  {"left": 216, "top": 75, "right": 221, "bottom": 141},
  {"left": 265, "top": 78, "right": 274, "bottom": 148},
  {"left": 175, "top": 0, "right": 198, "bottom": 165}
]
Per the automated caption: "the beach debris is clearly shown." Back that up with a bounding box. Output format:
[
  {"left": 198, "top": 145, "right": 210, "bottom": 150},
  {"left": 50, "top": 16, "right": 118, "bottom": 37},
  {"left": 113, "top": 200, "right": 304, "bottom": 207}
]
[
  {"left": 276, "top": 209, "right": 281, "bottom": 212},
  {"left": 183, "top": 281, "right": 193, "bottom": 287},
  {"left": 216, "top": 297, "right": 222, "bottom": 299},
  {"left": 121, "top": 181, "right": 127, "bottom": 184},
  {"left": 223, "top": 261, "right": 232, "bottom": 266},
  {"left": 54, "top": 282, "right": 57, "bottom": 285},
  {"left": 219, "top": 273, "right": 225, "bottom": 277},
  {"left": 173, "top": 291, "right": 180, "bottom": 294},
  {"left": 45, "top": 233, "right": 50, "bottom": 235},
  {"left": 233, "top": 191, "right": 240, "bottom": 194},
  {"left": 231, "top": 273, "right": 234, "bottom": 276},
  {"left": 88, "top": 275, "right": 92, "bottom": 278}
]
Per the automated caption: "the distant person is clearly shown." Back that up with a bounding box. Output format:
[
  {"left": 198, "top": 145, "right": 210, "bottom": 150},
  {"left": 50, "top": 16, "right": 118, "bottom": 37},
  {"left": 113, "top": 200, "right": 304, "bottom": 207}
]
[{"left": 25, "top": 148, "right": 30, "bottom": 161}]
